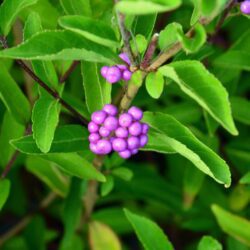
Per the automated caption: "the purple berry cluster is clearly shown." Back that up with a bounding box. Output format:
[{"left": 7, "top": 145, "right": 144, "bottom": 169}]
[
  {"left": 240, "top": 0, "right": 250, "bottom": 14},
  {"left": 88, "top": 104, "right": 149, "bottom": 159},
  {"left": 100, "top": 53, "right": 132, "bottom": 84}
]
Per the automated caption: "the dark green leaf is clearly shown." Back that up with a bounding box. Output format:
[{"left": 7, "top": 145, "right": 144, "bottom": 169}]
[
  {"left": 230, "top": 97, "right": 250, "bottom": 125},
  {"left": 198, "top": 235, "right": 222, "bottom": 250},
  {"left": 0, "top": 179, "right": 10, "bottom": 210},
  {"left": 112, "top": 167, "right": 133, "bottom": 181},
  {"left": 101, "top": 175, "right": 114, "bottom": 196},
  {"left": 240, "top": 172, "right": 250, "bottom": 185}
]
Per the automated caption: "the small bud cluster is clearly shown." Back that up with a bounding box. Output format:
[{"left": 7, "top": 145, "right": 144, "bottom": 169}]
[
  {"left": 100, "top": 53, "right": 132, "bottom": 84},
  {"left": 240, "top": 0, "right": 250, "bottom": 14},
  {"left": 88, "top": 104, "right": 149, "bottom": 159}
]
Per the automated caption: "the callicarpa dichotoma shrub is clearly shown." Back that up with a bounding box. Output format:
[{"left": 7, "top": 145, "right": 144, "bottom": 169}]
[{"left": 0, "top": 0, "right": 250, "bottom": 249}]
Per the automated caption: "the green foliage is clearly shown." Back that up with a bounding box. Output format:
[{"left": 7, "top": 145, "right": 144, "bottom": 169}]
[
  {"left": 198, "top": 236, "right": 222, "bottom": 250},
  {"left": 60, "top": 0, "right": 91, "bottom": 16},
  {"left": 0, "top": 179, "right": 10, "bottom": 210},
  {"left": 145, "top": 71, "right": 164, "bottom": 99}
]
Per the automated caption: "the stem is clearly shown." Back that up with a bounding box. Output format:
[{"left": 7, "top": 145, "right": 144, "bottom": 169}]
[
  {"left": 1, "top": 151, "right": 19, "bottom": 179},
  {"left": 0, "top": 192, "right": 56, "bottom": 247},
  {"left": 0, "top": 37, "right": 88, "bottom": 125},
  {"left": 59, "top": 61, "right": 79, "bottom": 84}
]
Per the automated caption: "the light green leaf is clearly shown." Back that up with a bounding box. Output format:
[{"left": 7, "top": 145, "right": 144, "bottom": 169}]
[
  {"left": 131, "top": 34, "right": 148, "bottom": 54},
  {"left": 240, "top": 172, "right": 250, "bottom": 185},
  {"left": 112, "top": 167, "right": 133, "bottom": 181},
  {"left": 42, "top": 153, "right": 106, "bottom": 182},
  {"left": 0, "top": 30, "right": 119, "bottom": 64},
  {"left": 201, "top": 0, "right": 227, "bottom": 19},
  {"left": 26, "top": 156, "right": 69, "bottom": 197},
  {"left": 116, "top": 0, "right": 181, "bottom": 15},
  {"left": 81, "top": 62, "right": 111, "bottom": 114},
  {"left": 89, "top": 221, "right": 122, "bottom": 250},
  {"left": 60, "top": 0, "right": 92, "bottom": 16},
  {"left": 101, "top": 175, "right": 114, "bottom": 197},
  {"left": 198, "top": 236, "right": 222, "bottom": 250},
  {"left": 11, "top": 125, "right": 89, "bottom": 154},
  {"left": 159, "top": 60, "right": 238, "bottom": 135},
  {"left": 58, "top": 16, "right": 118, "bottom": 48},
  {"left": 0, "top": 179, "right": 10, "bottom": 210},
  {"left": 212, "top": 204, "right": 250, "bottom": 247},
  {"left": 32, "top": 97, "right": 60, "bottom": 153},
  {"left": 145, "top": 71, "right": 164, "bottom": 99},
  {"left": 0, "top": 63, "right": 30, "bottom": 125},
  {"left": 0, "top": 0, "right": 38, "bottom": 35},
  {"left": 230, "top": 97, "right": 250, "bottom": 125},
  {"left": 124, "top": 208, "right": 174, "bottom": 250},
  {"left": 143, "top": 112, "right": 231, "bottom": 186}
]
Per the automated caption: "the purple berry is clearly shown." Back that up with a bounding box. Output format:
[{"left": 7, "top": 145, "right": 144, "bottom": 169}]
[
  {"left": 99, "top": 126, "right": 110, "bottom": 137},
  {"left": 117, "top": 64, "right": 127, "bottom": 71},
  {"left": 127, "top": 136, "right": 140, "bottom": 150},
  {"left": 104, "top": 116, "right": 119, "bottom": 131},
  {"left": 118, "top": 149, "right": 131, "bottom": 159},
  {"left": 119, "top": 113, "right": 133, "bottom": 127},
  {"left": 112, "top": 138, "right": 127, "bottom": 152},
  {"left": 101, "top": 66, "right": 109, "bottom": 78},
  {"left": 96, "top": 139, "right": 112, "bottom": 155},
  {"left": 128, "top": 106, "right": 143, "bottom": 121},
  {"left": 89, "top": 133, "right": 100, "bottom": 143},
  {"left": 119, "top": 52, "right": 130, "bottom": 65},
  {"left": 106, "top": 66, "right": 122, "bottom": 84},
  {"left": 103, "top": 104, "right": 118, "bottom": 116},
  {"left": 122, "top": 70, "right": 132, "bottom": 81},
  {"left": 131, "top": 149, "right": 138, "bottom": 155},
  {"left": 88, "top": 121, "right": 99, "bottom": 133},
  {"left": 91, "top": 110, "right": 107, "bottom": 125},
  {"left": 115, "top": 127, "right": 129, "bottom": 138},
  {"left": 129, "top": 122, "right": 142, "bottom": 136},
  {"left": 90, "top": 142, "right": 98, "bottom": 154},
  {"left": 140, "top": 134, "right": 148, "bottom": 147},
  {"left": 142, "top": 123, "right": 149, "bottom": 134},
  {"left": 241, "top": 1, "right": 250, "bottom": 14}
]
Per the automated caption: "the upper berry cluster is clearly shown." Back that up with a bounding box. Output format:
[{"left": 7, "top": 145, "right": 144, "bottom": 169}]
[
  {"left": 100, "top": 53, "right": 132, "bottom": 84},
  {"left": 240, "top": 0, "right": 250, "bottom": 14},
  {"left": 88, "top": 104, "right": 149, "bottom": 159}
]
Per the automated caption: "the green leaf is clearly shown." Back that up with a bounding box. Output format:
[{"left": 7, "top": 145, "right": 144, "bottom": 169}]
[
  {"left": 211, "top": 204, "right": 250, "bottom": 247},
  {"left": 60, "top": 0, "right": 92, "bottom": 16},
  {"left": 115, "top": 0, "right": 181, "bottom": 15},
  {"left": 201, "top": 0, "right": 227, "bottom": 19},
  {"left": 0, "top": 30, "right": 119, "bottom": 64},
  {"left": 230, "top": 97, "right": 250, "bottom": 125},
  {"left": 198, "top": 236, "right": 222, "bottom": 250},
  {"left": 59, "top": 16, "right": 118, "bottom": 48},
  {"left": 143, "top": 112, "right": 231, "bottom": 186},
  {"left": 0, "top": 111, "right": 25, "bottom": 168},
  {"left": 42, "top": 153, "right": 106, "bottom": 182},
  {"left": 60, "top": 178, "right": 85, "bottom": 250},
  {"left": 112, "top": 167, "right": 133, "bottom": 181},
  {"left": 101, "top": 175, "right": 114, "bottom": 197},
  {"left": 131, "top": 34, "right": 148, "bottom": 54},
  {"left": 0, "top": 0, "right": 38, "bottom": 35},
  {"left": 124, "top": 208, "right": 174, "bottom": 250},
  {"left": 89, "top": 221, "right": 122, "bottom": 250},
  {"left": 145, "top": 71, "right": 164, "bottom": 99},
  {"left": 159, "top": 60, "right": 238, "bottom": 135},
  {"left": 0, "top": 63, "right": 30, "bottom": 125},
  {"left": 81, "top": 62, "right": 111, "bottom": 114},
  {"left": 0, "top": 179, "right": 10, "bottom": 210},
  {"left": 240, "top": 172, "right": 250, "bottom": 185},
  {"left": 26, "top": 156, "right": 69, "bottom": 197},
  {"left": 32, "top": 97, "right": 60, "bottom": 153},
  {"left": 11, "top": 125, "right": 89, "bottom": 154}
]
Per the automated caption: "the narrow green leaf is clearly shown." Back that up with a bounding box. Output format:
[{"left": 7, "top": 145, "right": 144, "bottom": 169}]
[
  {"left": 11, "top": 125, "right": 89, "bottom": 154},
  {"left": 42, "top": 153, "right": 106, "bottom": 182},
  {"left": 0, "top": 179, "right": 10, "bottom": 210},
  {"left": 81, "top": 61, "right": 111, "bottom": 114},
  {"left": 143, "top": 112, "right": 231, "bottom": 186},
  {"left": 60, "top": 0, "right": 92, "bottom": 16},
  {"left": 198, "top": 236, "right": 222, "bottom": 250},
  {"left": 212, "top": 204, "right": 250, "bottom": 246},
  {"left": 0, "top": 30, "right": 119, "bottom": 64},
  {"left": 230, "top": 97, "right": 250, "bottom": 125},
  {"left": 159, "top": 60, "right": 238, "bottom": 135},
  {"left": 0, "top": 0, "right": 38, "bottom": 35},
  {"left": 112, "top": 167, "right": 133, "bottom": 181},
  {"left": 240, "top": 172, "right": 250, "bottom": 185},
  {"left": 32, "top": 97, "right": 60, "bottom": 153},
  {"left": 145, "top": 71, "right": 164, "bottom": 99},
  {"left": 124, "top": 208, "right": 174, "bottom": 250},
  {"left": 59, "top": 16, "right": 118, "bottom": 48},
  {"left": 116, "top": 0, "right": 181, "bottom": 15},
  {"left": 26, "top": 156, "right": 69, "bottom": 197},
  {"left": 0, "top": 63, "right": 30, "bottom": 125},
  {"left": 101, "top": 175, "right": 114, "bottom": 197},
  {"left": 89, "top": 221, "right": 122, "bottom": 250}
]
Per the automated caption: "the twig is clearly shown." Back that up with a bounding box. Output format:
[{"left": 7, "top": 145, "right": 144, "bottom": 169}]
[
  {"left": 0, "top": 192, "right": 57, "bottom": 247},
  {"left": 59, "top": 61, "right": 79, "bottom": 83},
  {"left": 0, "top": 37, "right": 88, "bottom": 125},
  {"left": 1, "top": 151, "right": 19, "bottom": 179}
]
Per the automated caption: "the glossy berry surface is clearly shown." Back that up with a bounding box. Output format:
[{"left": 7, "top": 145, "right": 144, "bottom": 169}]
[
  {"left": 119, "top": 113, "right": 133, "bottom": 127},
  {"left": 103, "top": 104, "right": 118, "bottom": 116},
  {"left": 241, "top": 1, "right": 250, "bottom": 14},
  {"left": 91, "top": 110, "right": 107, "bottom": 125},
  {"left": 112, "top": 138, "right": 127, "bottom": 152},
  {"left": 128, "top": 106, "right": 143, "bottom": 121},
  {"left": 100, "top": 66, "right": 109, "bottom": 78},
  {"left": 122, "top": 70, "right": 132, "bottom": 81},
  {"left": 104, "top": 116, "right": 119, "bottom": 131},
  {"left": 106, "top": 66, "right": 122, "bottom": 84}
]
